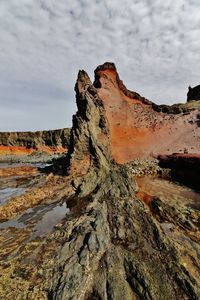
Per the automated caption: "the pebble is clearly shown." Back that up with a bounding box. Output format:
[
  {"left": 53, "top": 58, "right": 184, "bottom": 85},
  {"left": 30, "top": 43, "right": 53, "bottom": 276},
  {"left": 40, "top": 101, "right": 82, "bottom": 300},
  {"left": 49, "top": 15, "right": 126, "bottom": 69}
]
[{"left": 126, "top": 159, "right": 166, "bottom": 177}]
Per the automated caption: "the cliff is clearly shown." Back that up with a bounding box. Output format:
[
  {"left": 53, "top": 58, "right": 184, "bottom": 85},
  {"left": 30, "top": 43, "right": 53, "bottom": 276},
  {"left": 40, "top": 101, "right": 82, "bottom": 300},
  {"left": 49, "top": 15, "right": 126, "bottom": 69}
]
[
  {"left": 0, "top": 128, "right": 70, "bottom": 154},
  {"left": 94, "top": 62, "right": 200, "bottom": 163}
]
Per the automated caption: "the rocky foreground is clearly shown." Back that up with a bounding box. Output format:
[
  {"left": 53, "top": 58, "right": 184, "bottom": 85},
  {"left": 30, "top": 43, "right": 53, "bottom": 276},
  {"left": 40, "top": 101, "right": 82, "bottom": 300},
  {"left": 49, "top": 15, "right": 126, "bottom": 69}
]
[{"left": 0, "top": 63, "right": 199, "bottom": 299}]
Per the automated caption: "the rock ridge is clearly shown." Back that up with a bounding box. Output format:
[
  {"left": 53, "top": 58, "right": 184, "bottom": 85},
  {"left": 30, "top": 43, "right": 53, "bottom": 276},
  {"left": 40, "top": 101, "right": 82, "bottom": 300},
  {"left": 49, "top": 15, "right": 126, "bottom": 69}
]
[
  {"left": 0, "top": 128, "right": 70, "bottom": 155},
  {"left": 94, "top": 62, "right": 153, "bottom": 106},
  {"left": 93, "top": 62, "right": 200, "bottom": 162}
]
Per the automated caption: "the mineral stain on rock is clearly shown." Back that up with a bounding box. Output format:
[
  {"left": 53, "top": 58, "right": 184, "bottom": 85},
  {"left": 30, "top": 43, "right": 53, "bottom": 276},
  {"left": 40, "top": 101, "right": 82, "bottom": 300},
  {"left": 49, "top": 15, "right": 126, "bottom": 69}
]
[
  {"left": 94, "top": 63, "right": 200, "bottom": 162},
  {"left": 0, "top": 128, "right": 70, "bottom": 155},
  {"left": 0, "top": 63, "right": 199, "bottom": 300}
]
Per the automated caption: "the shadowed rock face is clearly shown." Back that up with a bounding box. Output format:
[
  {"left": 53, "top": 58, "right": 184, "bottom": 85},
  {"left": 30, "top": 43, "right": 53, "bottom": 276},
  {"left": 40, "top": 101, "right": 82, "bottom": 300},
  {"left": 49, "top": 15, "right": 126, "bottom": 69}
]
[
  {"left": 94, "top": 63, "right": 200, "bottom": 163},
  {"left": 187, "top": 85, "right": 200, "bottom": 102},
  {"left": 0, "top": 128, "right": 70, "bottom": 154},
  {"left": 158, "top": 153, "right": 200, "bottom": 189},
  {"left": 0, "top": 64, "right": 199, "bottom": 299}
]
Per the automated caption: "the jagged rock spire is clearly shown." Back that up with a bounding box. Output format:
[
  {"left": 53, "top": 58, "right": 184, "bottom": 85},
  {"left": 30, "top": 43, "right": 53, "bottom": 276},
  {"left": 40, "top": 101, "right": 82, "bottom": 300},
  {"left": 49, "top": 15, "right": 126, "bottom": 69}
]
[
  {"left": 65, "top": 69, "right": 112, "bottom": 196},
  {"left": 70, "top": 69, "right": 111, "bottom": 165}
]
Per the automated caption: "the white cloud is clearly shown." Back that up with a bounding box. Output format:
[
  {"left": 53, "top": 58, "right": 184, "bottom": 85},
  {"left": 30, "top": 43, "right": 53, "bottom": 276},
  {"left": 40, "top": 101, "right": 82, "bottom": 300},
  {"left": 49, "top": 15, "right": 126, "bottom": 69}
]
[{"left": 0, "top": 0, "right": 200, "bottom": 130}]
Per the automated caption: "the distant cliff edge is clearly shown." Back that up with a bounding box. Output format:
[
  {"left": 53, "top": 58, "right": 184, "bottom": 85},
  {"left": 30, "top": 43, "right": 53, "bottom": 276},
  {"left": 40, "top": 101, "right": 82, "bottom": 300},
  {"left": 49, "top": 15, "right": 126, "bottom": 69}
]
[{"left": 0, "top": 128, "right": 71, "bottom": 154}]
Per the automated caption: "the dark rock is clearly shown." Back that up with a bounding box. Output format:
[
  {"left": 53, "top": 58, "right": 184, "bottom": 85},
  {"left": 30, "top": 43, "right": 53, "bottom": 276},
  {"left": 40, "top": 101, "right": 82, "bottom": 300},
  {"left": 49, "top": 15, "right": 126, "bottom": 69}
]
[
  {"left": 187, "top": 85, "right": 200, "bottom": 102},
  {"left": 158, "top": 154, "right": 200, "bottom": 190}
]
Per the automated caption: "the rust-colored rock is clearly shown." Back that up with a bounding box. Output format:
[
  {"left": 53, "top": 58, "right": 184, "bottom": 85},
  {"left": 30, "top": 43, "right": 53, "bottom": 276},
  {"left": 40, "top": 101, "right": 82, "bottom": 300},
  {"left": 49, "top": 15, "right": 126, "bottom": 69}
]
[
  {"left": 0, "top": 128, "right": 70, "bottom": 155},
  {"left": 94, "top": 62, "right": 200, "bottom": 163},
  {"left": 0, "top": 165, "right": 38, "bottom": 178}
]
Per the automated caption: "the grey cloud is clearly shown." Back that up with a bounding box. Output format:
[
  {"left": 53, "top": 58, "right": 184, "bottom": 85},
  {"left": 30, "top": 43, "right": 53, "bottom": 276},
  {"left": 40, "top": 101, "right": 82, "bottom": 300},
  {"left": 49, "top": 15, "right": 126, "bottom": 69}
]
[{"left": 0, "top": 0, "right": 200, "bottom": 130}]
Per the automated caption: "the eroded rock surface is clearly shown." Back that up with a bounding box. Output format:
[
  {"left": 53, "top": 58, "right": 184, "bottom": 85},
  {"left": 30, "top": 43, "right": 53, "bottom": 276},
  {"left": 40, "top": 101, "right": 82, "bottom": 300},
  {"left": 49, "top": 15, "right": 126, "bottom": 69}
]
[
  {"left": 0, "top": 64, "right": 199, "bottom": 300},
  {"left": 94, "top": 63, "right": 200, "bottom": 163},
  {"left": 0, "top": 128, "right": 70, "bottom": 155}
]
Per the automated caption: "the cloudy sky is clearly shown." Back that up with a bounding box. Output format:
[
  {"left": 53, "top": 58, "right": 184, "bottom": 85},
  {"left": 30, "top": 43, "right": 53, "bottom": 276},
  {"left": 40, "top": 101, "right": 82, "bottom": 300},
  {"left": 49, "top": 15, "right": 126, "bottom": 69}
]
[{"left": 0, "top": 0, "right": 200, "bottom": 131}]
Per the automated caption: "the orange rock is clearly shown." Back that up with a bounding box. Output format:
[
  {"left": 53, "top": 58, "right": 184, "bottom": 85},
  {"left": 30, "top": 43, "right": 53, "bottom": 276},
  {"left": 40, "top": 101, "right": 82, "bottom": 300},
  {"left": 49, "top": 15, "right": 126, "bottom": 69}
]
[
  {"left": 0, "top": 145, "right": 66, "bottom": 155},
  {"left": 0, "top": 165, "right": 38, "bottom": 177},
  {"left": 94, "top": 63, "right": 200, "bottom": 163}
]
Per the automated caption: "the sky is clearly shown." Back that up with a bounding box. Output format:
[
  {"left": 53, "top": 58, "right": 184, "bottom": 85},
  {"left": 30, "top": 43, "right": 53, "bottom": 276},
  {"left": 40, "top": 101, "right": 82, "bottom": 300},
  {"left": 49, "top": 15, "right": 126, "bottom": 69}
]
[{"left": 0, "top": 0, "right": 200, "bottom": 131}]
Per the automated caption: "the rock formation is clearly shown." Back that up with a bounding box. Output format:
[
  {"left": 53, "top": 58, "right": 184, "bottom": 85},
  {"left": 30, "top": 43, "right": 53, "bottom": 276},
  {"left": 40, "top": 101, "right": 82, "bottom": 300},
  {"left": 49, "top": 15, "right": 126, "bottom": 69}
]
[
  {"left": 158, "top": 153, "right": 200, "bottom": 189},
  {"left": 0, "top": 63, "right": 199, "bottom": 299},
  {"left": 0, "top": 128, "right": 70, "bottom": 155},
  {"left": 187, "top": 85, "right": 200, "bottom": 102},
  {"left": 93, "top": 63, "right": 200, "bottom": 163}
]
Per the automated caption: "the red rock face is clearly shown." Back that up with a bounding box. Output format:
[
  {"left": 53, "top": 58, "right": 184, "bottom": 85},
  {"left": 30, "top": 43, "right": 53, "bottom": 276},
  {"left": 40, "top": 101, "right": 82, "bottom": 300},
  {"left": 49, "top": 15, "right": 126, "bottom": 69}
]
[
  {"left": 0, "top": 165, "right": 38, "bottom": 177},
  {"left": 95, "top": 64, "right": 200, "bottom": 163},
  {"left": 0, "top": 145, "right": 66, "bottom": 155}
]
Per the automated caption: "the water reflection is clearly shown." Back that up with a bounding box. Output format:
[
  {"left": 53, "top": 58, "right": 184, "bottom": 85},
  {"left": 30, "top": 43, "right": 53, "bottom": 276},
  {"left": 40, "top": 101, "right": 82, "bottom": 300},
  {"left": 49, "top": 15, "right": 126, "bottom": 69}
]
[
  {"left": 0, "top": 202, "right": 70, "bottom": 236},
  {"left": 0, "top": 187, "right": 26, "bottom": 205},
  {"left": 32, "top": 202, "right": 70, "bottom": 237}
]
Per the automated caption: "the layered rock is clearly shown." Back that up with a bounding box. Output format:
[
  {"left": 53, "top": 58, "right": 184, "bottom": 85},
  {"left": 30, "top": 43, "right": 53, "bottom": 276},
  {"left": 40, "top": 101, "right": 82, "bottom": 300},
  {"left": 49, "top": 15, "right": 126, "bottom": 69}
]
[
  {"left": 0, "top": 64, "right": 199, "bottom": 300},
  {"left": 0, "top": 128, "right": 70, "bottom": 155},
  {"left": 94, "top": 63, "right": 200, "bottom": 163}
]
